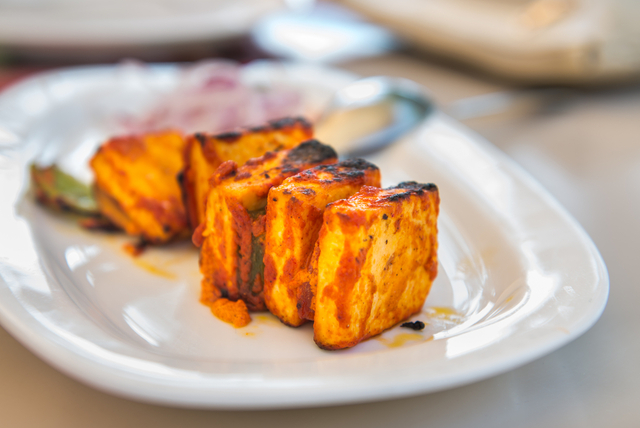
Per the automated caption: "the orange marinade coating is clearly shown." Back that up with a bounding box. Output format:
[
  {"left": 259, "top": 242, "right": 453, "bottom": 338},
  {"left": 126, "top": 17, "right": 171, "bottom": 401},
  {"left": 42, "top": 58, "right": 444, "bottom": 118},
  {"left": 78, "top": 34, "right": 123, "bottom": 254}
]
[
  {"left": 208, "top": 298, "right": 251, "bottom": 328},
  {"left": 195, "top": 139, "right": 338, "bottom": 312},
  {"left": 302, "top": 183, "right": 440, "bottom": 350},
  {"left": 181, "top": 117, "right": 313, "bottom": 230},
  {"left": 90, "top": 130, "right": 189, "bottom": 244},
  {"left": 263, "top": 159, "right": 381, "bottom": 327}
]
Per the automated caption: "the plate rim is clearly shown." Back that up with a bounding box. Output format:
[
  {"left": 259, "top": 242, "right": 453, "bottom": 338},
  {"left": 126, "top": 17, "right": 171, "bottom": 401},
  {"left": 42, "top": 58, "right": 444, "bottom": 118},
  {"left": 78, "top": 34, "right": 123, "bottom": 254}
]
[{"left": 0, "top": 63, "right": 609, "bottom": 409}]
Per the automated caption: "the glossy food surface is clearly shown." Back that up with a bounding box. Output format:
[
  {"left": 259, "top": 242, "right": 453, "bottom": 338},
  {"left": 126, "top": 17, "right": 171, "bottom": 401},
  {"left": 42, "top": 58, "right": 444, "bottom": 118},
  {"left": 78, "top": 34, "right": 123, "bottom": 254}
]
[
  {"left": 309, "top": 183, "right": 439, "bottom": 349},
  {"left": 198, "top": 140, "right": 338, "bottom": 311},
  {"left": 182, "top": 117, "right": 313, "bottom": 229},
  {"left": 90, "top": 130, "right": 188, "bottom": 243},
  {"left": 264, "top": 159, "right": 381, "bottom": 327}
]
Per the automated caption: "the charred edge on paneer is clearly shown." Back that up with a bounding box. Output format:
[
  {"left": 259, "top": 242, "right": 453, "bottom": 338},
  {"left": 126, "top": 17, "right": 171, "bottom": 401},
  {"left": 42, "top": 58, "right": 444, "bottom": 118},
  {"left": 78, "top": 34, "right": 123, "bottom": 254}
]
[
  {"left": 194, "top": 139, "right": 338, "bottom": 311},
  {"left": 180, "top": 117, "right": 313, "bottom": 230},
  {"left": 263, "top": 159, "right": 381, "bottom": 327},
  {"left": 89, "top": 131, "right": 189, "bottom": 244},
  {"left": 299, "top": 182, "right": 439, "bottom": 350}
]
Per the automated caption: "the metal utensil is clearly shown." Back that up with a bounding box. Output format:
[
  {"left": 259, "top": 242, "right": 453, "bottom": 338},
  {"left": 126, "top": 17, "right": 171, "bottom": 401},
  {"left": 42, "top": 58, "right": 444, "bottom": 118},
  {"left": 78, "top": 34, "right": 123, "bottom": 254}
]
[{"left": 315, "top": 76, "right": 435, "bottom": 158}]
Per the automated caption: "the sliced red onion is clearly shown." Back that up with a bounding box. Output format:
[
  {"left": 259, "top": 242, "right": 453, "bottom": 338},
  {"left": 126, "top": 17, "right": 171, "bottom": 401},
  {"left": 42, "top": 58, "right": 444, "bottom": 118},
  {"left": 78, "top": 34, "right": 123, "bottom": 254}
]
[{"left": 120, "top": 60, "right": 303, "bottom": 135}]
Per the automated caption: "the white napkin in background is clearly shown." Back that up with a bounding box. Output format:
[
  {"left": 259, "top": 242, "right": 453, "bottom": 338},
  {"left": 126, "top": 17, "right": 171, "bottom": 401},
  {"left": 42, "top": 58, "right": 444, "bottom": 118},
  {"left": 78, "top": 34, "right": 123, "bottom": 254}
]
[{"left": 332, "top": 0, "right": 640, "bottom": 84}]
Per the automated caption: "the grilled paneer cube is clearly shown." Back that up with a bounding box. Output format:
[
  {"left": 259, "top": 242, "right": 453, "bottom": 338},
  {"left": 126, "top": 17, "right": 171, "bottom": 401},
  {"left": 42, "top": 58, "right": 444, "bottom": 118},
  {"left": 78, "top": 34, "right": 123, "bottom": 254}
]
[
  {"left": 195, "top": 140, "right": 338, "bottom": 311},
  {"left": 181, "top": 117, "right": 313, "bottom": 229},
  {"left": 301, "top": 183, "right": 439, "bottom": 350},
  {"left": 263, "top": 159, "right": 381, "bottom": 327},
  {"left": 90, "top": 130, "right": 188, "bottom": 244}
]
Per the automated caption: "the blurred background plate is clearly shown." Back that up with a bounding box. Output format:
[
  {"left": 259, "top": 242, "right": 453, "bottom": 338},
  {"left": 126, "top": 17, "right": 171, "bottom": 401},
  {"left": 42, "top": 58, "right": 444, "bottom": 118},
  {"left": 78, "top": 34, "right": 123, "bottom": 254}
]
[{"left": 0, "top": 0, "right": 284, "bottom": 61}]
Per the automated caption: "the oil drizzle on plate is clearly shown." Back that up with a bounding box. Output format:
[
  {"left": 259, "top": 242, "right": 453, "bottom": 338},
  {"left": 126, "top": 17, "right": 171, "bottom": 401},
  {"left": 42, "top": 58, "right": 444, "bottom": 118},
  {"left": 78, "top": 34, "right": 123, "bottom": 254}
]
[
  {"left": 376, "top": 332, "right": 430, "bottom": 348},
  {"left": 238, "top": 314, "right": 282, "bottom": 338},
  {"left": 424, "top": 306, "right": 463, "bottom": 323},
  {"left": 132, "top": 259, "right": 176, "bottom": 279},
  {"left": 253, "top": 313, "right": 282, "bottom": 326}
]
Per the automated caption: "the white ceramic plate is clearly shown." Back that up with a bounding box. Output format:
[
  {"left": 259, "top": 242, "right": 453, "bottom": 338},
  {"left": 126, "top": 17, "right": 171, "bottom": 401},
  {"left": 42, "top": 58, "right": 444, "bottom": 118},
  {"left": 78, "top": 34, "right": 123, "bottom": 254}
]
[
  {"left": 0, "top": 63, "right": 608, "bottom": 409},
  {"left": 0, "top": 0, "right": 282, "bottom": 48}
]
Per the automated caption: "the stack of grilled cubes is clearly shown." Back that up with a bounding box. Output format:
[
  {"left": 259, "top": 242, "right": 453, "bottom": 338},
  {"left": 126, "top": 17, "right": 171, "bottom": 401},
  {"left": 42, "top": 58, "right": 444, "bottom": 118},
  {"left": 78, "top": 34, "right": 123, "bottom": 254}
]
[{"left": 91, "top": 117, "right": 439, "bottom": 350}]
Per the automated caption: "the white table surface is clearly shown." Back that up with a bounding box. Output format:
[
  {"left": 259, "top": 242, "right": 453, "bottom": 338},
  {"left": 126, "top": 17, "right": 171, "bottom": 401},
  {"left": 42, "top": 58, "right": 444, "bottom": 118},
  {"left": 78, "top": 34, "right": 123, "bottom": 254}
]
[{"left": 1, "top": 53, "right": 638, "bottom": 427}]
